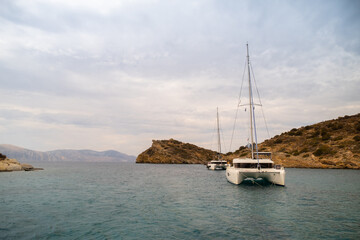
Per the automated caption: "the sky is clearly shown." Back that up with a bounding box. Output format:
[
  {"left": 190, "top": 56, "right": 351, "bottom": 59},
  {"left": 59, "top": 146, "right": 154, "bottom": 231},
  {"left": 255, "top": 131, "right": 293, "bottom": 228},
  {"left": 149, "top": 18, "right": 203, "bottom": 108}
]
[{"left": 0, "top": 0, "right": 359, "bottom": 155}]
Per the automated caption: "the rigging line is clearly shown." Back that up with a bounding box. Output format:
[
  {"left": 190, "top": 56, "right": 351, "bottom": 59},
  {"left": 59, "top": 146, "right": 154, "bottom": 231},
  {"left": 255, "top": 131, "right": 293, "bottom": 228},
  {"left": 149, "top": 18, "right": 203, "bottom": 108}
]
[
  {"left": 210, "top": 118, "right": 217, "bottom": 151},
  {"left": 239, "top": 172, "right": 263, "bottom": 187},
  {"left": 237, "top": 59, "right": 248, "bottom": 105},
  {"left": 219, "top": 120, "right": 227, "bottom": 154},
  {"left": 252, "top": 179, "right": 264, "bottom": 187},
  {"left": 230, "top": 59, "right": 247, "bottom": 151},
  {"left": 246, "top": 108, "right": 251, "bottom": 145},
  {"left": 249, "top": 62, "right": 271, "bottom": 139},
  {"left": 229, "top": 106, "right": 239, "bottom": 151}
]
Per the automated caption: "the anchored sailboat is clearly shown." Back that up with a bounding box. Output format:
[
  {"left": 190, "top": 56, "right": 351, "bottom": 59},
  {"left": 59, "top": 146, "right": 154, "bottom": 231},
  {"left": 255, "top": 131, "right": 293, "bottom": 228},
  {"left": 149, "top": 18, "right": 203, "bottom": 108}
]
[
  {"left": 226, "top": 44, "right": 285, "bottom": 186},
  {"left": 207, "top": 107, "right": 226, "bottom": 170}
]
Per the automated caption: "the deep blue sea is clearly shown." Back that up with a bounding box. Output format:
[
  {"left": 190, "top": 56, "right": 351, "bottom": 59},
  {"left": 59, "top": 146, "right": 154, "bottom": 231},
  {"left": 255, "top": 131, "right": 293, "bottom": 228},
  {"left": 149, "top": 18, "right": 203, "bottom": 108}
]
[{"left": 1, "top": 163, "right": 359, "bottom": 240}]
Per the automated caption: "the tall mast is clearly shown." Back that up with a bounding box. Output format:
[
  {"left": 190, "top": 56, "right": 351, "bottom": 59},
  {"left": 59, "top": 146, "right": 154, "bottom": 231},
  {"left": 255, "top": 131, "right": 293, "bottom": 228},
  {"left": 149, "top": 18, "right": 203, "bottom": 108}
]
[
  {"left": 246, "top": 43, "right": 260, "bottom": 162},
  {"left": 247, "top": 43, "right": 254, "bottom": 159},
  {"left": 216, "top": 107, "right": 221, "bottom": 160}
]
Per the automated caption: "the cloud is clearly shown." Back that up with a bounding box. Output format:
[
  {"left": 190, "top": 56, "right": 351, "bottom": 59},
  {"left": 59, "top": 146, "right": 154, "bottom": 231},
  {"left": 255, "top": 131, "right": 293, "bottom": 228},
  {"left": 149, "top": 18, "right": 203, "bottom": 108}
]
[{"left": 0, "top": 0, "right": 359, "bottom": 155}]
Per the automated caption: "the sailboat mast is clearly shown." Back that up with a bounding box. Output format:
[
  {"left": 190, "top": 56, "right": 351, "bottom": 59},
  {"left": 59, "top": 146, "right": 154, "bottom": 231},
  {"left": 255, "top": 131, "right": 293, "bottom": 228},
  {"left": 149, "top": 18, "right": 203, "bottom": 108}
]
[
  {"left": 216, "top": 107, "right": 221, "bottom": 160},
  {"left": 247, "top": 43, "right": 254, "bottom": 159},
  {"left": 247, "top": 44, "right": 260, "bottom": 163}
]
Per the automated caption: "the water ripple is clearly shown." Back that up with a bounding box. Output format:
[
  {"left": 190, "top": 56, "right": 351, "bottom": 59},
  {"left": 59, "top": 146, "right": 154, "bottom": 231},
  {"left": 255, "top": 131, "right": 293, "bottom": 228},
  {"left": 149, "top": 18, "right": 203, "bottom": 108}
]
[{"left": 1, "top": 163, "right": 359, "bottom": 239}]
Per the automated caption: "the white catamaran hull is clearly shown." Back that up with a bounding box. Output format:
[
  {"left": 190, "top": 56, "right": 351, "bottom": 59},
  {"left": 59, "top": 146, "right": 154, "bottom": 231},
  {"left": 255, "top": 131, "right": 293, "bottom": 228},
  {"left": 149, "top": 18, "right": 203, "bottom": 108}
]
[
  {"left": 208, "top": 164, "right": 226, "bottom": 170},
  {"left": 226, "top": 167, "right": 285, "bottom": 186}
]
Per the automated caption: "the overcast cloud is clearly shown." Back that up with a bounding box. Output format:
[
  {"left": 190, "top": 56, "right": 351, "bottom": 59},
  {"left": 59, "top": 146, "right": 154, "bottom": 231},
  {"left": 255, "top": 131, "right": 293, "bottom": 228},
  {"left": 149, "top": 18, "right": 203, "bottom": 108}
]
[{"left": 0, "top": 0, "right": 359, "bottom": 155}]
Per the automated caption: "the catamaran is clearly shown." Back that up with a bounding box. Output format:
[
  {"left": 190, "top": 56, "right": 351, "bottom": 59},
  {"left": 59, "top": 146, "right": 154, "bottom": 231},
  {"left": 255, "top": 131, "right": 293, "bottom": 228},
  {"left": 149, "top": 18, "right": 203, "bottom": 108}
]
[
  {"left": 226, "top": 44, "right": 285, "bottom": 186},
  {"left": 207, "top": 107, "right": 226, "bottom": 170}
]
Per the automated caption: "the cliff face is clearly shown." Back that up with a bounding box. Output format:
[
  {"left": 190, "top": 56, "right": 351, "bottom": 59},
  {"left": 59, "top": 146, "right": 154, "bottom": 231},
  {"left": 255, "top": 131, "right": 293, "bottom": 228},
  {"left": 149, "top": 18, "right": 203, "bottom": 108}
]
[
  {"left": 137, "top": 113, "right": 360, "bottom": 169},
  {"left": 0, "top": 158, "right": 23, "bottom": 171},
  {"left": 0, "top": 155, "right": 43, "bottom": 172},
  {"left": 136, "top": 139, "right": 217, "bottom": 164}
]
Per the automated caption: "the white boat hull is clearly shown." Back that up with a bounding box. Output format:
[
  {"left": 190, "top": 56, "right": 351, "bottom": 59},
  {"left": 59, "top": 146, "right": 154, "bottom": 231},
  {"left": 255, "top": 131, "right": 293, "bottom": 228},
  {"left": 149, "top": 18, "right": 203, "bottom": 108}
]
[
  {"left": 226, "top": 167, "right": 285, "bottom": 186},
  {"left": 208, "top": 163, "right": 226, "bottom": 170}
]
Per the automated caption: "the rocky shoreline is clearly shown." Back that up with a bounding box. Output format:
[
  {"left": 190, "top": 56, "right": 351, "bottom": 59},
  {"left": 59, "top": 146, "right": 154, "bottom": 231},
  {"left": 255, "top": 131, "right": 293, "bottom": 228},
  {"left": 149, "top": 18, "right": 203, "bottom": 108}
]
[{"left": 0, "top": 154, "right": 43, "bottom": 172}]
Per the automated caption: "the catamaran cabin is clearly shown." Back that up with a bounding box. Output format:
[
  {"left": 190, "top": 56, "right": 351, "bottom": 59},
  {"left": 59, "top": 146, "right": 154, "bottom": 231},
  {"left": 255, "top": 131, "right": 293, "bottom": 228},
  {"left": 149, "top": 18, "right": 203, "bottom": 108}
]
[{"left": 233, "top": 159, "right": 274, "bottom": 168}]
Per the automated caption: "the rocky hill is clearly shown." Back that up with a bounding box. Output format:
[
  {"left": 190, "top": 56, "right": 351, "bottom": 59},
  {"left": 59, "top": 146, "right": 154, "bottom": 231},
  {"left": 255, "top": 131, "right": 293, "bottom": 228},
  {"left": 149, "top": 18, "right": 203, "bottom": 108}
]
[
  {"left": 0, "top": 153, "right": 43, "bottom": 172},
  {"left": 0, "top": 144, "right": 136, "bottom": 163},
  {"left": 136, "top": 139, "right": 217, "bottom": 164},
  {"left": 137, "top": 113, "right": 360, "bottom": 169},
  {"left": 254, "top": 113, "right": 360, "bottom": 169}
]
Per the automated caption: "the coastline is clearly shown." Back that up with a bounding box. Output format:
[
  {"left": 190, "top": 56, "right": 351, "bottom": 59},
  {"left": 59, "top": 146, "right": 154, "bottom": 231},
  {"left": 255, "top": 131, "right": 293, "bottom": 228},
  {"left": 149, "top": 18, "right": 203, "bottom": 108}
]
[{"left": 0, "top": 158, "right": 43, "bottom": 172}]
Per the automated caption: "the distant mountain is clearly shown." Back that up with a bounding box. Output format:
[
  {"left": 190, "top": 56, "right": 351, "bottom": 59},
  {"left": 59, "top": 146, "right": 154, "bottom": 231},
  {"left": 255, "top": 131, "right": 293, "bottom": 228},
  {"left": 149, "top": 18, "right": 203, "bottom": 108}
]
[{"left": 0, "top": 144, "right": 136, "bottom": 162}]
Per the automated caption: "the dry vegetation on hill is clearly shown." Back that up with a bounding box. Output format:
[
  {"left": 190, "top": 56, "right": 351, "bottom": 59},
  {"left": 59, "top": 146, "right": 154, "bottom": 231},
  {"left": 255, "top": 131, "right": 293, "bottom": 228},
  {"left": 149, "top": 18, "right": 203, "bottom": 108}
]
[
  {"left": 136, "top": 139, "right": 217, "bottom": 164},
  {"left": 225, "top": 113, "right": 360, "bottom": 168},
  {"left": 138, "top": 114, "right": 360, "bottom": 168},
  {"left": 263, "top": 114, "right": 360, "bottom": 168}
]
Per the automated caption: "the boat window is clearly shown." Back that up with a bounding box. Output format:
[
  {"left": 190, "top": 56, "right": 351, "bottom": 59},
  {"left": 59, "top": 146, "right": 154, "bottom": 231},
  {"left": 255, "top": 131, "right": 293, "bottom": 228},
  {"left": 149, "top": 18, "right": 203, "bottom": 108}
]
[
  {"left": 234, "top": 163, "right": 257, "bottom": 168},
  {"left": 274, "top": 165, "right": 282, "bottom": 169},
  {"left": 234, "top": 163, "right": 273, "bottom": 168},
  {"left": 260, "top": 163, "right": 273, "bottom": 168}
]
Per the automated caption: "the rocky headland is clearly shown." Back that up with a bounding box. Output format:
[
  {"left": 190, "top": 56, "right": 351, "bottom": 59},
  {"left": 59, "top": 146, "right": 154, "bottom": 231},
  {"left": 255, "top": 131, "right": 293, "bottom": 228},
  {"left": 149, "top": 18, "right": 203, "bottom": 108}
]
[
  {"left": 0, "top": 153, "right": 43, "bottom": 172},
  {"left": 136, "top": 113, "right": 360, "bottom": 169},
  {"left": 137, "top": 139, "right": 217, "bottom": 164}
]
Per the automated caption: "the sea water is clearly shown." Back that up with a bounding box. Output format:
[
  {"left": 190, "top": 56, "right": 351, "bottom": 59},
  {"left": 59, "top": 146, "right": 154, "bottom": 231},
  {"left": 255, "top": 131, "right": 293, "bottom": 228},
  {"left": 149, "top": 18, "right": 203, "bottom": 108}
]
[{"left": 1, "top": 163, "right": 359, "bottom": 240}]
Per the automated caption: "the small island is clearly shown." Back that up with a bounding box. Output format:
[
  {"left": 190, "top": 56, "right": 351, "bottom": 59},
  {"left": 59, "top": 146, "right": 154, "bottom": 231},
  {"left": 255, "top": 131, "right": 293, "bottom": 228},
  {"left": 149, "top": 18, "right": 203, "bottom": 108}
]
[{"left": 0, "top": 153, "right": 43, "bottom": 172}]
